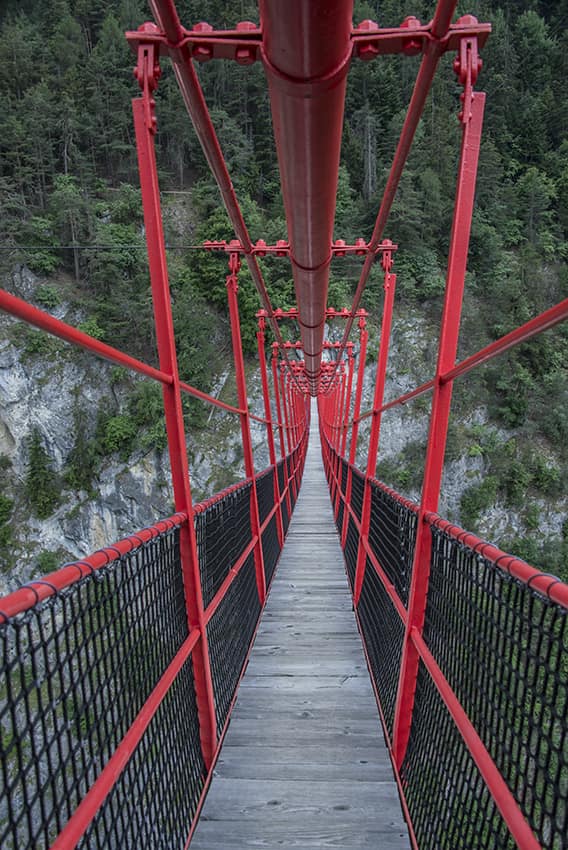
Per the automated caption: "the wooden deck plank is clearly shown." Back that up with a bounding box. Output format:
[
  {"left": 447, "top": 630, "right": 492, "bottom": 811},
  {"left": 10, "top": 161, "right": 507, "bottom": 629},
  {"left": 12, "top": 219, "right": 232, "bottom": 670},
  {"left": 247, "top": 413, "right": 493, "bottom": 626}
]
[{"left": 190, "top": 401, "right": 410, "bottom": 849}]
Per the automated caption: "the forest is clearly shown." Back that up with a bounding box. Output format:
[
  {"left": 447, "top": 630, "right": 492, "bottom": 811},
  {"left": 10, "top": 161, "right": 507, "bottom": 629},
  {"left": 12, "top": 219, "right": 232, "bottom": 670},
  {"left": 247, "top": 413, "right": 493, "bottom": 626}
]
[{"left": 0, "top": 0, "right": 567, "bottom": 577}]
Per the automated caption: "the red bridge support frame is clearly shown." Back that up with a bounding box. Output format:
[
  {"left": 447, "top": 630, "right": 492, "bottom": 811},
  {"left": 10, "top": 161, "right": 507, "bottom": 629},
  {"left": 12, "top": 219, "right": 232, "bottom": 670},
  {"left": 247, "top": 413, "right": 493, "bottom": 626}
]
[
  {"left": 257, "top": 313, "right": 285, "bottom": 548},
  {"left": 341, "top": 314, "right": 368, "bottom": 548},
  {"left": 354, "top": 247, "right": 397, "bottom": 605},
  {"left": 226, "top": 254, "right": 267, "bottom": 605},
  {"left": 132, "top": 42, "right": 218, "bottom": 768},
  {"left": 392, "top": 64, "right": 486, "bottom": 767}
]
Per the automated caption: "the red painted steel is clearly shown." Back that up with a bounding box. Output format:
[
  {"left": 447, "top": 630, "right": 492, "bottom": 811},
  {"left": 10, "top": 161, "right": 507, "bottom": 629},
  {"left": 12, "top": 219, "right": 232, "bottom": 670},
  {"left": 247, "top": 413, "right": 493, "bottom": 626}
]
[
  {"left": 125, "top": 17, "right": 490, "bottom": 66},
  {"left": 443, "top": 297, "right": 568, "bottom": 382},
  {"left": 339, "top": 0, "right": 461, "bottom": 352},
  {"left": 340, "top": 343, "right": 355, "bottom": 457},
  {"left": 349, "top": 316, "right": 368, "bottom": 461},
  {"left": 271, "top": 346, "right": 293, "bottom": 518},
  {"left": 133, "top": 80, "right": 218, "bottom": 768},
  {"left": 260, "top": 0, "right": 353, "bottom": 393},
  {"left": 226, "top": 254, "right": 267, "bottom": 605},
  {"left": 392, "top": 88, "right": 486, "bottom": 768},
  {"left": 354, "top": 257, "right": 398, "bottom": 604},
  {"left": 0, "top": 288, "right": 171, "bottom": 386},
  {"left": 341, "top": 319, "right": 368, "bottom": 547},
  {"left": 257, "top": 314, "right": 285, "bottom": 547},
  {"left": 146, "top": 2, "right": 291, "bottom": 363},
  {"left": 281, "top": 368, "right": 298, "bottom": 502}
]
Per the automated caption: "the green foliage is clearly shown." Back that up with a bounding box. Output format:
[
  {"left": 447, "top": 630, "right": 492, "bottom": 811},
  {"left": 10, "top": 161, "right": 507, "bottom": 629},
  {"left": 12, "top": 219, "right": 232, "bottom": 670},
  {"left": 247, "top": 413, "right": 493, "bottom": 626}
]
[
  {"left": 11, "top": 325, "right": 62, "bottom": 360},
  {"left": 100, "top": 414, "right": 137, "bottom": 459},
  {"left": 23, "top": 218, "right": 59, "bottom": 275},
  {"left": 37, "top": 550, "right": 59, "bottom": 574},
  {"left": 0, "top": 495, "right": 13, "bottom": 549},
  {"left": 25, "top": 429, "right": 60, "bottom": 519},
  {"left": 0, "top": 495, "right": 13, "bottom": 525},
  {"left": 35, "top": 284, "right": 61, "bottom": 309},
  {"left": 64, "top": 406, "right": 99, "bottom": 492},
  {"left": 78, "top": 317, "right": 105, "bottom": 340},
  {"left": 460, "top": 476, "right": 499, "bottom": 529},
  {"left": 128, "top": 383, "right": 168, "bottom": 451}
]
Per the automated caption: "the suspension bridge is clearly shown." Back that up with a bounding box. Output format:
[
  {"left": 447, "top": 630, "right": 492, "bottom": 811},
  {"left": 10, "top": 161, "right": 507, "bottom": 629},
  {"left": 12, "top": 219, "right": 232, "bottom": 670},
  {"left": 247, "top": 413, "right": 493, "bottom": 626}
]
[{"left": 0, "top": 1, "right": 567, "bottom": 849}]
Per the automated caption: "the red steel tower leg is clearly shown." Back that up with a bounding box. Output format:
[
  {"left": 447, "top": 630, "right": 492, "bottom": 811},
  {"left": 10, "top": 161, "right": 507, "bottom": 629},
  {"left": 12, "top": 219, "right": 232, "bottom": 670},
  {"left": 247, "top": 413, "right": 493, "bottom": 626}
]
[
  {"left": 342, "top": 320, "right": 368, "bottom": 547},
  {"left": 257, "top": 314, "right": 284, "bottom": 547},
  {"left": 393, "top": 68, "right": 486, "bottom": 767},
  {"left": 226, "top": 254, "right": 267, "bottom": 605},
  {"left": 353, "top": 251, "right": 397, "bottom": 604},
  {"left": 132, "top": 42, "right": 217, "bottom": 768}
]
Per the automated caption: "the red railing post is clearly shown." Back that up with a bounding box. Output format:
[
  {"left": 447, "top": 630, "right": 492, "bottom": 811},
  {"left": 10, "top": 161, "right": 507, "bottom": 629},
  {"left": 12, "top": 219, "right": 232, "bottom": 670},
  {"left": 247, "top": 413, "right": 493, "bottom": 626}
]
[
  {"left": 340, "top": 342, "right": 355, "bottom": 457},
  {"left": 272, "top": 344, "right": 293, "bottom": 518},
  {"left": 257, "top": 313, "right": 284, "bottom": 547},
  {"left": 341, "top": 317, "right": 368, "bottom": 546},
  {"left": 226, "top": 252, "right": 267, "bottom": 605},
  {"left": 392, "top": 46, "right": 486, "bottom": 767},
  {"left": 132, "top": 39, "right": 217, "bottom": 767},
  {"left": 353, "top": 246, "right": 397, "bottom": 604},
  {"left": 336, "top": 362, "right": 346, "bottom": 452},
  {"left": 333, "top": 361, "right": 347, "bottom": 520},
  {"left": 280, "top": 364, "right": 298, "bottom": 502}
]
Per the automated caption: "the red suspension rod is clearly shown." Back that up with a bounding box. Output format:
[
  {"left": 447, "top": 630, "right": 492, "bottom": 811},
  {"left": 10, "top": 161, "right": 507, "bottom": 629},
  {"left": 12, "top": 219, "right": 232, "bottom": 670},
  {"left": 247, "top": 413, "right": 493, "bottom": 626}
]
[
  {"left": 146, "top": 1, "right": 288, "bottom": 361},
  {"left": 339, "top": 0, "right": 459, "bottom": 353}
]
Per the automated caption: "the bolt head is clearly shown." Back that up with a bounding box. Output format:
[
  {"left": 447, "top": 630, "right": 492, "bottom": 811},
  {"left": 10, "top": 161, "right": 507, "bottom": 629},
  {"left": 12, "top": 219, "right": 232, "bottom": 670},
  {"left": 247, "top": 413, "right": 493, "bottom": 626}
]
[
  {"left": 236, "top": 46, "right": 255, "bottom": 65},
  {"left": 236, "top": 20, "right": 257, "bottom": 31},
  {"left": 359, "top": 43, "right": 379, "bottom": 61}
]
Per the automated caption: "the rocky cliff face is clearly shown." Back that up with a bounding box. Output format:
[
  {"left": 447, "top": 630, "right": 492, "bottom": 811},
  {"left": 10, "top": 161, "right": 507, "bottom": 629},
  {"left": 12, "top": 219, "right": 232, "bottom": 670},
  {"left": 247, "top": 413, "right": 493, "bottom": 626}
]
[
  {"left": 350, "top": 309, "right": 567, "bottom": 554},
  {"left": 1, "top": 271, "right": 564, "bottom": 592},
  {"left": 0, "top": 267, "right": 269, "bottom": 593}
]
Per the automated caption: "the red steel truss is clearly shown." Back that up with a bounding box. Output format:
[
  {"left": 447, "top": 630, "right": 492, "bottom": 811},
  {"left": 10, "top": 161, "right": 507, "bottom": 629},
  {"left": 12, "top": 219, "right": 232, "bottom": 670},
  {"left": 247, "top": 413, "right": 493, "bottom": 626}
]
[{"left": 0, "top": 2, "right": 567, "bottom": 850}]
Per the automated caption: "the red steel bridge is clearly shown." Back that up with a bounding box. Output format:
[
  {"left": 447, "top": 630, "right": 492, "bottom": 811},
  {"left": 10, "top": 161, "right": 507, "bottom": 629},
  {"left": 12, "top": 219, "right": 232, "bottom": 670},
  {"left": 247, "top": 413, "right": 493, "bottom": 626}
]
[{"left": 0, "top": 1, "right": 567, "bottom": 848}]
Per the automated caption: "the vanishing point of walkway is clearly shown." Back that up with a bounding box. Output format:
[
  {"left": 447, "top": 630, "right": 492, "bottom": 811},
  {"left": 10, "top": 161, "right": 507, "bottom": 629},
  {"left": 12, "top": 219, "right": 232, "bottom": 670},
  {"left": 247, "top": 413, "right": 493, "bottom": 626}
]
[{"left": 191, "top": 403, "right": 411, "bottom": 849}]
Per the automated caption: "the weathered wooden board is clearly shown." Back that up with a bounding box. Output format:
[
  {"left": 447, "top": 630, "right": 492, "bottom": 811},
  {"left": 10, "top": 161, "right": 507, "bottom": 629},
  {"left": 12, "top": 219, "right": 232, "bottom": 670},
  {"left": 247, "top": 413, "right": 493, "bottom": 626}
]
[{"left": 190, "top": 406, "right": 411, "bottom": 849}]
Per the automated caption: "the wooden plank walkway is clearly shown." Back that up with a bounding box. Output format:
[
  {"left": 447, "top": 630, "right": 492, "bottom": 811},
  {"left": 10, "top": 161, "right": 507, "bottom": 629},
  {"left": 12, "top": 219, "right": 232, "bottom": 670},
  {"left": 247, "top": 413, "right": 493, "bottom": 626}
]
[{"left": 191, "top": 401, "right": 411, "bottom": 849}]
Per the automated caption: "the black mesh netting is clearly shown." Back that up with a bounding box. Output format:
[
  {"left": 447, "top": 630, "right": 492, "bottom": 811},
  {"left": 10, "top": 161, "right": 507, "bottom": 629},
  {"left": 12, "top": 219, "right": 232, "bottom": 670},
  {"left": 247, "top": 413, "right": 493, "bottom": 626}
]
[
  {"left": 206, "top": 553, "right": 261, "bottom": 735},
  {"left": 276, "top": 458, "right": 286, "bottom": 497},
  {"left": 195, "top": 482, "right": 252, "bottom": 609},
  {"left": 81, "top": 654, "right": 205, "bottom": 850},
  {"left": 289, "top": 448, "right": 300, "bottom": 510},
  {"left": 350, "top": 467, "right": 365, "bottom": 522},
  {"left": 0, "top": 527, "right": 194, "bottom": 850},
  {"left": 424, "top": 524, "right": 567, "bottom": 849},
  {"left": 255, "top": 468, "right": 275, "bottom": 526},
  {"left": 357, "top": 559, "right": 405, "bottom": 736},
  {"left": 344, "top": 516, "right": 359, "bottom": 590},
  {"left": 262, "top": 514, "right": 281, "bottom": 588},
  {"left": 276, "top": 460, "right": 291, "bottom": 535},
  {"left": 281, "top": 498, "right": 290, "bottom": 535},
  {"left": 368, "top": 480, "right": 417, "bottom": 606},
  {"left": 335, "top": 458, "right": 348, "bottom": 535},
  {"left": 400, "top": 662, "right": 516, "bottom": 850}
]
